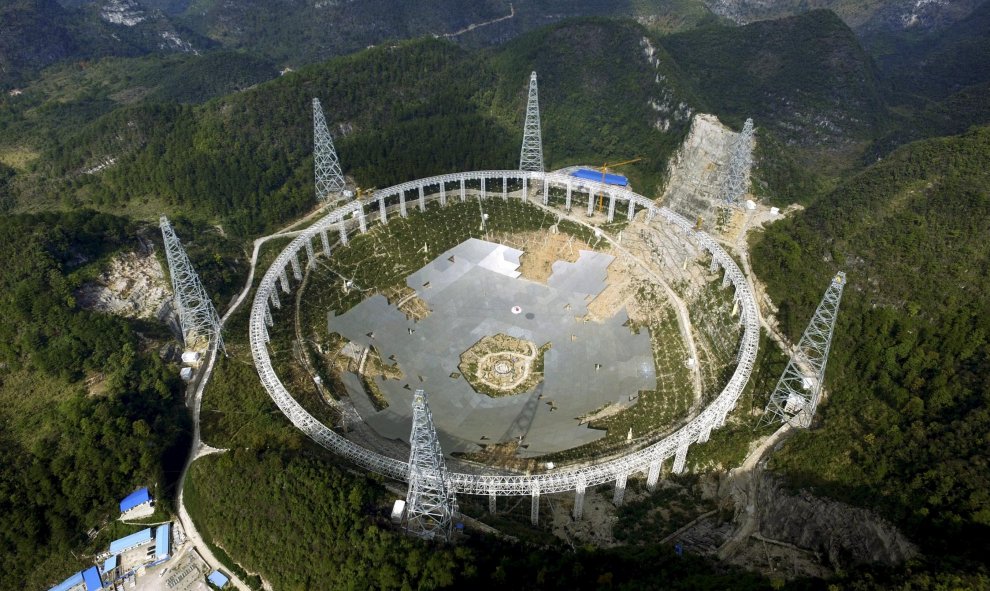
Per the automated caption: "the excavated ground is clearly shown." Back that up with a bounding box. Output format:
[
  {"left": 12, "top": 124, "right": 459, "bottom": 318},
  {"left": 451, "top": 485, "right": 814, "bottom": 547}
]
[{"left": 75, "top": 246, "right": 172, "bottom": 320}]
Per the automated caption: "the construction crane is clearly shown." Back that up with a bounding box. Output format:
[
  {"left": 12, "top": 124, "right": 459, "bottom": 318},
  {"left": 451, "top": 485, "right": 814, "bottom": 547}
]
[{"left": 597, "top": 157, "right": 642, "bottom": 213}]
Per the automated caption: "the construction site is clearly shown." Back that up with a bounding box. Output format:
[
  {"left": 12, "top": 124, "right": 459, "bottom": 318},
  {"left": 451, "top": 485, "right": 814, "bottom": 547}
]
[{"left": 158, "top": 72, "right": 843, "bottom": 554}]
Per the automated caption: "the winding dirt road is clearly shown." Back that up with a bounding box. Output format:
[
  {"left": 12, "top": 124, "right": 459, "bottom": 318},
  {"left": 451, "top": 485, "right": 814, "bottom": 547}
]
[{"left": 173, "top": 209, "right": 321, "bottom": 591}]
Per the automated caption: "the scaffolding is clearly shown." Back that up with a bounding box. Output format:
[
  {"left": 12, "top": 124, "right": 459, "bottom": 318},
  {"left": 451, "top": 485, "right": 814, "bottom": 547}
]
[{"left": 722, "top": 118, "right": 754, "bottom": 204}]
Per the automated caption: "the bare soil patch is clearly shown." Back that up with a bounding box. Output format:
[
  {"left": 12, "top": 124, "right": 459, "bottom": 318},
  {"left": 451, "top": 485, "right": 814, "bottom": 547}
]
[{"left": 517, "top": 230, "right": 592, "bottom": 283}]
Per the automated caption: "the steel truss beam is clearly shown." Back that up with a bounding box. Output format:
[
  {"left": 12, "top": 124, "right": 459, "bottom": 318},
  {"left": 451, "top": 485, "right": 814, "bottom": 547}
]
[{"left": 760, "top": 272, "right": 846, "bottom": 428}]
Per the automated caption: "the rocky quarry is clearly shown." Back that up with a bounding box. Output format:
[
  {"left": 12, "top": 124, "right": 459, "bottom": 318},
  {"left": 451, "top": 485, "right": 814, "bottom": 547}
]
[
  {"left": 75, "top": 245, "right": 172, "bottom": 320},
  {"left": 661, "top": 114, "right": 749, "bottom": 230}
]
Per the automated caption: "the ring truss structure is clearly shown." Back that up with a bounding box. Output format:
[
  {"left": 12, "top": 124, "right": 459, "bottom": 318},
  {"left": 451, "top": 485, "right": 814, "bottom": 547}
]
[{"left": 249, "top": 170, "right": 761, "bottom": 498}]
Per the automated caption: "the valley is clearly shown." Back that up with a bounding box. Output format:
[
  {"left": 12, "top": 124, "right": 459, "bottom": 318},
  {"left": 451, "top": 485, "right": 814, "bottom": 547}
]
[{"left": 1, "top": 3, "right": 989, "bottom": 590}]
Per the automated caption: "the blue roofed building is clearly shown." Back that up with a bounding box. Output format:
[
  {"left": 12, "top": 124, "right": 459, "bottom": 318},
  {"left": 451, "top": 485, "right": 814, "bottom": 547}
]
[
  {"left": 49, "top": 566, "right": 103, "bottom": 591},
  {"left": 48, "top": 570, "right": 84, "bottom": 591},
  {"left": 152, "top": 523, "right": 171, "bottom": 564},
  {"left": 108, "top": 528, "right": 153, "bottom": 555},
  {"left": 119, "top": 487, "right": 152, "bottom": 513},
  {"left": 101, "top": 555, "right": 118, "bottom": 581},
  {"left": 570, "top": 168, "right": 630, "bottom": 187},
  {"left": 81, "top": 567, "right": 103, "bottom": 591},
  {"left": 207, "top": 570, "right": 230, "bottom": 589}
]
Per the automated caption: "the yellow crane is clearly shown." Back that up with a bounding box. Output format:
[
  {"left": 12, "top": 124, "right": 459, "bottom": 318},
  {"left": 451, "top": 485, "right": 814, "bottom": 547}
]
[{"left": 596, "top": 157, "right": 642, "bottom": 212}]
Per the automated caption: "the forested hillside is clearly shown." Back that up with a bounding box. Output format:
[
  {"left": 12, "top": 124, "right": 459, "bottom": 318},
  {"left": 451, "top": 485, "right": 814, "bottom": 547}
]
[
  {"left": 661, "top": 10, "right": 886, "bottom": 160},
  {"left": 2, "top": 12, "right": 891, "bottom": 236},
  {"left": 5, "top": 19, "right": 702, "bottom": 236},
  {"left": 186, "top": 449, "right": 773, "bottom": 590},
  {"left": 872, "top": 1, "right": 990, "bottom": 100},
  {"left": 0, "top": 211, "right": 193, "bottom": 589},
  {"left": 751, "top": 126, "right": 990, "bottom": 575},
  {"left": 706, "top": 0, "right": 987, "bottom": 35},
  {"left": 0, "top": 0, "right": 211, "bottom": 87}
]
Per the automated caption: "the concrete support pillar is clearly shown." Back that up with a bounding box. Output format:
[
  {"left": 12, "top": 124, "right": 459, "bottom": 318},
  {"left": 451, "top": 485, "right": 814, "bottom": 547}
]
[
  {"left": 646, "top": 460, "right": 662, "bottom": 491},
  {"left": 270, "top": 288, "right": 281, "bottom": 309},
  {"left": 709, "top": 257, "right": 719, "bottom": 273},
  {"left": 502, "top": 176, "right": 508, "bottom": 201},
  {"left": 646, "top": 208, "right": 656, "bottom": 223},
  {"left": 565, "top": 183, "right": 572, "bottom": 211},
  {"left": 378, "top": 197, "right": 388, "bottom": 224},
  {"left": 722, "top": 271, "right": 731, "bottom": 289},
  {"left": 320, "top": 229, "right": 331, "bottom": 257},
  {"left": 280, "top": 269, "right": 291, "bottom": 294},
  {"left": 338, "top": 221, "right": 348, "bottom": 245},
  {"left": 399, "top": 191, "right": 407, "bottom": 218},
  {"left": 489, "top": 491, "right": 496, "bottom": 515},
  {"left": 356, "top": 209, "right": 367, "bottom": 233},
  {"left": 673, "top": 435, "right": 689, "bottom": 474},
  {"left": 573, "top": 479, "right": 586, "bottom": 520},
  {"left": 440, "top": 184, "right": 447, "bottom": 206},
  {"left": 613, "top": 473, "right": 627, "bottom": 506},
  {"left": 481, "top": 177, "right": 486, "bottom": 201},
  {"left": 290, "top": 253, "right": 302, "bottom": 281},
  {"left": 521, "top": 176, "right": 527, "bottom": 202},
  {"left": 530, "top": 486, "right": 540, "bottom": 525},
  {"left": 698, "top": 418, "right": 713, "bottom": 443},
  {"left": 418, "top": 184, "right": 425, "bottom": 212},
  {"left": 627, "top": 199, "right": 635, "bottom": 221},
  {"left": 607, "top": 193, "right": 616, "bottom": 223},
  {"left": 304, "top": 238, "right": 316, "bottom": 268},
  {"left": 264, "top": 304, "right": 273, "bottom": 327},
  {"left": 459, "top": 178, "right": 466, "bottom": 202},
  {"left": 542, "top": 178, "right": 549, "bottom": 205},
  {"left": 587, "top": 189, "right": 595, "bottom": 216}
]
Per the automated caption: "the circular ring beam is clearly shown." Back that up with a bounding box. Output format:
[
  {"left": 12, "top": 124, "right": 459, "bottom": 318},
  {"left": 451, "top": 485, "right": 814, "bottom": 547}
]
[{"left": 249, "top": 170, "right": 761, "bottom": 496}]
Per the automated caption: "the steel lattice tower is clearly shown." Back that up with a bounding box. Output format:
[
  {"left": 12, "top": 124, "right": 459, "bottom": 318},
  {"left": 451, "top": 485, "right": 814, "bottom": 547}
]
[
  {"left": 519, "top": 71, "right": 545, "bottom": 172},
  {"left": 404, "top": 389, "right": 458, "bottom": 541},
  {"left": 160, "top": 216, "right": 224, "bottom": 353},
  {"left": 722, "top": 117, "right": 754, "bottom": 204},
  {"left": 760, "top": 272, "right": 846, "bottom": 428},
  {"left": 313, "top": 97, "right": 346, "bottom": 206}
]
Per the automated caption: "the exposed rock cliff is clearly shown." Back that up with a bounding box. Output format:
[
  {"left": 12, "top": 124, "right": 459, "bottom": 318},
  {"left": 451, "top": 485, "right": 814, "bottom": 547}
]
[
  {"left": 75, "top": 244, "right": 172, "bottom": 320},
  {"left": 720, "top": 468, "right": 919, "bottom": 573}
]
